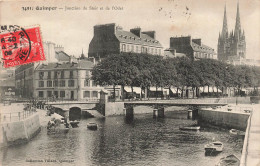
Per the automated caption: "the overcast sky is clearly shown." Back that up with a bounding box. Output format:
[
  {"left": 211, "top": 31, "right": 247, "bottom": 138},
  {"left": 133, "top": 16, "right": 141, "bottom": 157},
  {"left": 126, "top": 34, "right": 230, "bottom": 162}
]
[{"left": 1, "top": 0, "right": 260, "bottom": 60}]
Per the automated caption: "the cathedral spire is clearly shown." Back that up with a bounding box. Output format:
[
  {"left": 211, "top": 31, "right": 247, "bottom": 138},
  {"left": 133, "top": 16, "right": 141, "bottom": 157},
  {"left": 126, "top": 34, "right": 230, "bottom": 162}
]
[
  {"left": 234, "top": 1, "right": 241, "bottom": 37},
  {"left": 221, "top": 4, "right": 228, "bottom": 39}
]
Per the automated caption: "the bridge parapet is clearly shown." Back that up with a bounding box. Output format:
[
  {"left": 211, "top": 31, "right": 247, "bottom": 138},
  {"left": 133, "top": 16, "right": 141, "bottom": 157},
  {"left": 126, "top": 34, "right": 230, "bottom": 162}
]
[{"left": 46, "top": 99, "right": 100, "bottom": 105}]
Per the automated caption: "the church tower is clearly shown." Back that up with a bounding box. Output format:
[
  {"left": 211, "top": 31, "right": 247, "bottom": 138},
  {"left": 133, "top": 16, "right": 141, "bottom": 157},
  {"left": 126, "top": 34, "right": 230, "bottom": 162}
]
[{"left": 217, "top": 2, "right": 246, "bottom": 62}]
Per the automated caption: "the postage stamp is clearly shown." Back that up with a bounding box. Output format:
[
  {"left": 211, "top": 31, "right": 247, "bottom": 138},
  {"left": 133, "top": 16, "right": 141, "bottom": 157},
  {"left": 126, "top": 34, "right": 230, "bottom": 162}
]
[{"left": 0, "top": 25, "right": 45, "bottom": 68}]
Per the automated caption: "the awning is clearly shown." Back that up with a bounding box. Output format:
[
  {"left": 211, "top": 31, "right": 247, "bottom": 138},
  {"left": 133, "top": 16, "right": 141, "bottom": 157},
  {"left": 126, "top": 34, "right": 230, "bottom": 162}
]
[
  {"left": 149, "top": 87, "right": 167, "bottom": 92},
  {"left": 124, "top": 86, "right": 142, "bottom": 94},
  {"left": 199, "top": 87, "right": 222, "bottom": 93},
  {"left": 170, "top": 87, "right": 181, "bottom": 94}
]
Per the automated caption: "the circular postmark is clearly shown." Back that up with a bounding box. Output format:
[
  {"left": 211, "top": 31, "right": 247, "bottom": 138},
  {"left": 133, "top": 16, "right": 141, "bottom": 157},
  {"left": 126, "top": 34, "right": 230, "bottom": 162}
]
[
  {"left": 0, "top": 25, "right": 31, "bottom": 63},
  {"left": 0, "top": 25, "right": 45, "bottom": 68}
]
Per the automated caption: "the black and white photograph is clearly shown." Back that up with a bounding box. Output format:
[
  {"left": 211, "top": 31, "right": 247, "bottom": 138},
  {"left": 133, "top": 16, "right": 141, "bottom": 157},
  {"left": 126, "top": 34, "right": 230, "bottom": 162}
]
[{"left": 0, "top": 0, "right": 259, "bottom": 165}]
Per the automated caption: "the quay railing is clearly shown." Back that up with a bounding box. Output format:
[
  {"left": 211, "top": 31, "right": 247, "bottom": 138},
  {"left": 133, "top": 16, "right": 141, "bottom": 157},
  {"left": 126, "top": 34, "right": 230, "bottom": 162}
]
[
  {"left": 0, "top": 108, "right": 37, "bottom": 123},
  {"left": 46, "top": 98, "right": 100, "bottom": 104}
]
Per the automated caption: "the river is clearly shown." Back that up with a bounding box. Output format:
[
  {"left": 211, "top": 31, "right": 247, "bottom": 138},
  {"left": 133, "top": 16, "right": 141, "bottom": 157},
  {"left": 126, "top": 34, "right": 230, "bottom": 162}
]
[{"left": 0, "top": 107, "right": 244, "bottom": 166}]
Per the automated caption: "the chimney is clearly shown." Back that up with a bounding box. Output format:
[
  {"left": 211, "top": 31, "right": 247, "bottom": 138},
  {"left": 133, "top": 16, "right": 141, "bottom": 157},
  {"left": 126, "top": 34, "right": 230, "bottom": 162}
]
[
  {"left": 142, "top": 31, "right": 156, "bottom": 39},
  {"left": 94, "top": 23, "right": 116, "bottom": 36},
  {"left": 130, "top": 27, "right": 141, "bottom": 37}
]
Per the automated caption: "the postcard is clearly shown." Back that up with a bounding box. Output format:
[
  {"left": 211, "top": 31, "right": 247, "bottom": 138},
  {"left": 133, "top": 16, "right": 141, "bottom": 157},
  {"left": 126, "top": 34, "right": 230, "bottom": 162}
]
[{"left": 0, "top": 0, "right": 259, "bottom": 166}]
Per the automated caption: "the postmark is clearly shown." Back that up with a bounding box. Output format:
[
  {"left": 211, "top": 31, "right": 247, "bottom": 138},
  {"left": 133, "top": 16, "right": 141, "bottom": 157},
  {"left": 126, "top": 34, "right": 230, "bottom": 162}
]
[{"left": 0, "top": 25, "right": 45, "bottom": 68}]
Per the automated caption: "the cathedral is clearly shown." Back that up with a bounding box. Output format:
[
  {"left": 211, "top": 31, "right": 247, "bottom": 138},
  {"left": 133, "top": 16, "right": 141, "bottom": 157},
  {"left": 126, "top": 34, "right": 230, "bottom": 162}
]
[{"left": 217, "top": 3, "right": 246, "bottom": 62}]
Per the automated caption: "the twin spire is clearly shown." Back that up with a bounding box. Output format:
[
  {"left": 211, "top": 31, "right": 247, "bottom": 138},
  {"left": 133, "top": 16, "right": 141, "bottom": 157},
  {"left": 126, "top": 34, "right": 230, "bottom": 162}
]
[{"left": 220, "top": 1, "right": 242, "bottom": 39}]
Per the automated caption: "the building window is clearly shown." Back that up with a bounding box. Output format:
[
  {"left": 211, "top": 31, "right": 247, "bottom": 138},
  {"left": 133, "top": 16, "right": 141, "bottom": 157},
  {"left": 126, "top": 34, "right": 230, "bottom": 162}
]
[
  {"left": 69, "top": 71, "right": 73, "bottom": 78},
  {"left": 47, "top": 91, "right": 52, "bottom": 98},
  {"left": 60, "top": 91, "right": 65, "bottom": 98},
  {"left": 86, "top": 71, "right": 90, "bottom": 78},
  {"left": 155, "top": 49, "right": 157, "bottom": 54},
  {"left": 54, "top": 91, "right": 58, "bottom": 98},
  {"left": 54, "top": 80, "right": 58, "bottom": 87},
  {"left": 159, "top": 49, "right": 161, "bottom": 55},
  {"left": 38, "top": 91, "right": 44, "bottom": 98},
  {"left": 39, "top": 81, "right": 44, "bottom": 87},
  {"left": 127, "top": 45, "right": 130, "bottom": 52},
  {"left": 84, "top": 91, "right": 90, "bottom": 98},
  {"left": 92, "top": 91, "right": 98, "bottom": 98},
  {"left": 151, "top": 48, "right": 154, "bottom": 54},
  {"left": 39, "top": 72, "right": 44, "bottom": 79},
  {"left": 122, "top": 44, "right": 126, "bottom": 52},
  {"left": 136, "top": 46, "right": 139, "bottom": 53},
  {"left": 47, "top": 81, "right": 52, "bottom": 87},
  {"left": 59, "top": 80, "right": 65, "bottom": 87},
  {"left": 68, "top": 80, "right": 74, "bottom": 87},
  {"left": 61, "top": 71, "right": 64, "bottom": 79},
  {"left": 84, "top": 79, "right": 89, "bottom": 87},
  {"left": 47, "top": 71, "right": 51, "bottom": 79},
  {"left": 92, "top": 80, "right": 96, "bottom": 87},
  {"left": 54, "top": 71, "right": 58, "bottom": 79},
  {"left": 131, "top": 45, "right": 134, "bottom": 52}
]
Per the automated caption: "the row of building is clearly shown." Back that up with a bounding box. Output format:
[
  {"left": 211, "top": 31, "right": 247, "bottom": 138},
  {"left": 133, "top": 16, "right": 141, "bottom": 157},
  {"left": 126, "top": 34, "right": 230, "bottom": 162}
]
[
  {"left": 13, "top": 22, "right": 218, "bottom": 101},
  {"left": 1, "top": 3, "right": 258, "bottom": 101}
]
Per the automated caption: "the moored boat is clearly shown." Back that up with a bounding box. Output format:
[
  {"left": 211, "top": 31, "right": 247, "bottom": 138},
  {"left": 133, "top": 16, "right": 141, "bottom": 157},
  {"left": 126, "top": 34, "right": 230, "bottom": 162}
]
[
  {"left": 179, "top": 126, "right": 200, "bottom": 131},
  {"left": 229, "top": 129, "right": 245, "bottom": 136},
  {"left": 87, "top": 122, "right": 98, "bottom": 130},
  {"left": 216, "top": 154, "right": 240, "bottom": 166},
  {"left": 70, "top": 120, "right": 80, "bottom": 128},
  {"left": 204, "top": 141, "right": 224, "bottom": 154}
]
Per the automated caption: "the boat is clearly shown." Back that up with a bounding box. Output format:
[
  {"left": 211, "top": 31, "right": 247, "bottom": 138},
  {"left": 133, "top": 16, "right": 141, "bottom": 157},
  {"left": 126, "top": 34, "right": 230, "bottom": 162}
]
[
  {"left": 47, "top": 116, "right": 70, "bottom": 135},
  {"left": 204, "top": 141, "right": 224, "bottom": 154},
  {"left": 87, "top": 122, "right": 98, "bottom": 130},
  {"left": 216, "top": 154, "right": 240, "bottom": 166},
  {"left": 179, "top": 126, "right": 200, "bottom": 131},
  {"left": 47, "top": 122, "right": 70, "bottom": 135},
  {"left": 70, "top": 120, "right": 80, "bottom": 128},
  {"left": 229, "top": 129, "right": 245, "bottom": 136}
]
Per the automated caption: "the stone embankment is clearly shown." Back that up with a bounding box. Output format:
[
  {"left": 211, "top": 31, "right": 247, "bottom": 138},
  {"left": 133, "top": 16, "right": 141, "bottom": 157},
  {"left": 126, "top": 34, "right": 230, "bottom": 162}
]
[{"left": 0, "top": 104, "right": 45, "bottom": 148}]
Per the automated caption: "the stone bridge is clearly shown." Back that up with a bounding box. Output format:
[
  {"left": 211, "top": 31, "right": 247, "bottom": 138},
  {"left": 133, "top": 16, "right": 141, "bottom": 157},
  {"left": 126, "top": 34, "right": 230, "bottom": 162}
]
[
  {"left": 122, "top": 98, "right": 228, "bottom": 119},
  {"left": 46, "top": 100, "right": 103, "bottom": 120},
  {"left": 46, "top": 98, "right": 228, "bottom": 119}
]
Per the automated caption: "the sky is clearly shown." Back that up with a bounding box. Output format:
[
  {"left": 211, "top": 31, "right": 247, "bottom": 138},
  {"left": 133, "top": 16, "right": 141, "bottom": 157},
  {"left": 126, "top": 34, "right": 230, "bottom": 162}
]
[{"left": 0, "top": 0, "right": 260, "bottom": 60}]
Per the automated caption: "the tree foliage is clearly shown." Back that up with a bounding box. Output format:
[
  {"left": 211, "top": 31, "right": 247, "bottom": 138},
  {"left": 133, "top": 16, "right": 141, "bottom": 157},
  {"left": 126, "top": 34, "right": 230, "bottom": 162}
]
[{"left": 91, "top": 52, "right": 260, "bottom": 98}]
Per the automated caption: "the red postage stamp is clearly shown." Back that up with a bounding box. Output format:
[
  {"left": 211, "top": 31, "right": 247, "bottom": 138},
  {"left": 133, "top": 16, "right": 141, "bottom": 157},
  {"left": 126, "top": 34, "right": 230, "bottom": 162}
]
[{"left": 0, "top": 25, "right": 45, "bottom": 68}]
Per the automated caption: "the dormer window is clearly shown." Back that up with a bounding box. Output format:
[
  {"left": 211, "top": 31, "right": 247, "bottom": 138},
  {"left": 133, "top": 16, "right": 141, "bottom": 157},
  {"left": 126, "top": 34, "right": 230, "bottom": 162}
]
[{"left": 39, "top": 72, "right": 44, "bottom": 79}]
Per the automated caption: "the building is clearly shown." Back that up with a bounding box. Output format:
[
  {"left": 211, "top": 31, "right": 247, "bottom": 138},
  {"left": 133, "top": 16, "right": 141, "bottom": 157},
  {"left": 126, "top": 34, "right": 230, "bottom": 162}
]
[
  {"left": 0, "top": 66, "right": 15, "bottom": 101},
  {"left": 169, "top": 36, "right": 216, "bottom": 60},
  {"left": 15, "top": 63, "right": 36, "bottom": 98},
  {"left": 88, "top": 23, "right": 163, "bottom": 59},
  {"left": 34, "top": 60, "right": 103, "bottom": 101},
  {"left": 15, "top": 41, "right": 69, "bottom": 99},
  {"left": 217, "top": 3, "right": 246, "bottom": 62}
]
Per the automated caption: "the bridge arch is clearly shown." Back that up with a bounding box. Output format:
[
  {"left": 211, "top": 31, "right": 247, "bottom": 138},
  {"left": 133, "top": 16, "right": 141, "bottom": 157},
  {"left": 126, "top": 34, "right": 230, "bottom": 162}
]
[{"left": 69, "top": 107, "right": 82, "bottom": 121}]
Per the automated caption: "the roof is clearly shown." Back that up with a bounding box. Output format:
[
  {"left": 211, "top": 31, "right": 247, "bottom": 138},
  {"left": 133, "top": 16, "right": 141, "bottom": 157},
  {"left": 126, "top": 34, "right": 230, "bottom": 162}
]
[
  {"left": 191, "top": 42, "right": 215, "bottom": 54},
  {"left": 55, "top": 51, "right": 70, "bottom": 61},
  {"left": 35, "top": 60, "right": 94, "bottom": 70},
  {"left": 115, "top": 30, "right": 162, "bottom": 47}
]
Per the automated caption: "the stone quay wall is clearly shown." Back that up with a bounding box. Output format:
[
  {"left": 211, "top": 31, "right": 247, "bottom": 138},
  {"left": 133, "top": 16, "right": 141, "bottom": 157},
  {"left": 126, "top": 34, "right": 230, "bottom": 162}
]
[
  {"left": 0, "top": 113, "right": 41, "bottom": 148},
  {"left": 198, "top": 109, "right": 249, "bottom": 130}
]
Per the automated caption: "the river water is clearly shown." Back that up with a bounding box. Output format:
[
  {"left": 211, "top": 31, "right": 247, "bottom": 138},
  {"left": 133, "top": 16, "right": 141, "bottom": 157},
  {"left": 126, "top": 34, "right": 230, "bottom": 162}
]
[{"left": 0, "top": 108, "right": 244, "bottom": 166}]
